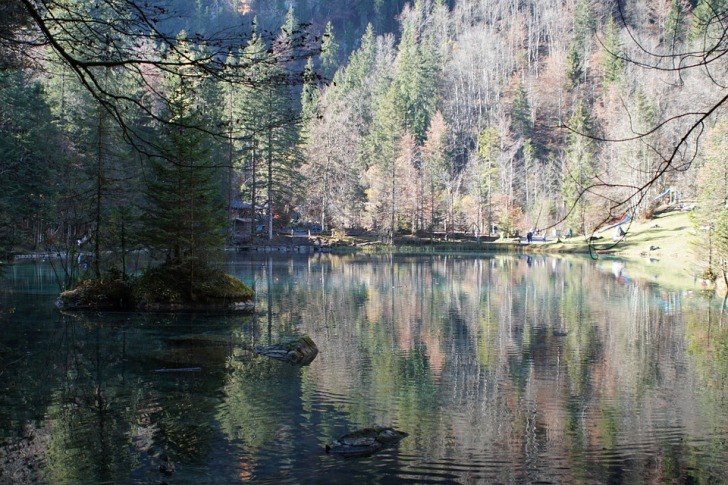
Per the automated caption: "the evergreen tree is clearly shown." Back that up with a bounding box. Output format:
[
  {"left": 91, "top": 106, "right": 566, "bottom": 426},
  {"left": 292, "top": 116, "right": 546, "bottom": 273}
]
[
  {"left": 337, "top": 24, "right": 377, "bottom": 95},
  {"left": 236, "top": 30, "right": 268, "bottom": 238},
  {"left": 689, "top": 0, "right": 728, "bottom": 43},
  {"left": 329, "top": 23, "right": 379, "bottom": 154},
  {"left": 141, "top": 39, "right": 227, "bottom": 264},
  {"left": 143, "top": 112, "right": 227, "bottom": 263},
  {"left": 320, "top": 21, "right": 340, "bottom": 80},
  {"left": 475, "top": 127, "right": 500, "bottom": 237},
  {"left": 301, "top": 57, "right": 320, "bottom": 120},
  {"left": 566, "top": 43, "right": 583, "bottom": 89},
  {"left": 573, "top": 0, "right": 596, "bottom": 46},
  {"left": 665, "top": 0, "right": 688, "bottom": 49},
  {"left": 562, "top": 100, "right": 596, "bottom": 234},
  {"left": 568, "top": 0, "right": 595, "bottom": 87},
  {"left": 601, "top": 15, "right": 623, "bottom": 88},
  {"left": 511, "top": 81, "right": 532, "bottom": 140},
  {"left": 364, "top": 82, "right": 402, "bottom": 239},
  {"left": 0, "top": 71, "right": 61, "bottom": 257},
  {"left": 237, "top": 24, "right": 304, "bottom": 240},
  {"left": 715, "top": 209, "right": 728, "bottom": 287},
  {"left": 391, "top": 4, "right": 440, "bottom": 143},
  {"left": 694, "top": 120, "right": 728, "bottom": 278}
]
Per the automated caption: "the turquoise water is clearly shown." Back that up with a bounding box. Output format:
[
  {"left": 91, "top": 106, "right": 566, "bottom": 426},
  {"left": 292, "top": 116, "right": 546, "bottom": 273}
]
[{"left": 0, "top": 253, "right": 726, "bottom": 484}]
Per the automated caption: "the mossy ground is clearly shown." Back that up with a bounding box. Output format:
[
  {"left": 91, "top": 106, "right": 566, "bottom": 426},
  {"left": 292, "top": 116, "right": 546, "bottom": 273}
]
[
  {"left": 58, "top": 278, "right": 134, "bottom": 310},
  {"left": 133, "top": 260, "right": 254, "bottom": 306}
]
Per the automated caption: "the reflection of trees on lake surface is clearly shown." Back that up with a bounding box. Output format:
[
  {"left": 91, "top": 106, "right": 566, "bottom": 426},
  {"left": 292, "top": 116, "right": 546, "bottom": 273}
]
[
  {"left": 0, "top": 292, "right": 255, "bottom": 483},
  {"left": 2, "top": 256, "right": 728, "bottom": 483},
  {"left": 235, "top": 254, "right": 728, "bottom": 483}
]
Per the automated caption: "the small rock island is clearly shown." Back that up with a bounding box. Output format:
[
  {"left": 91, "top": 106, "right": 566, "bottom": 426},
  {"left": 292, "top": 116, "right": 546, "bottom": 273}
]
[{"left": 55, "top": 259, "right": 254, "bottom": 312}]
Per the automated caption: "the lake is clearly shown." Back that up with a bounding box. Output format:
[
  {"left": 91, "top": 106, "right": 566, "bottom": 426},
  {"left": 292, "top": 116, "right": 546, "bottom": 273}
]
[{"left": 0, "top": 253, "right": 726, "bottom": 484}]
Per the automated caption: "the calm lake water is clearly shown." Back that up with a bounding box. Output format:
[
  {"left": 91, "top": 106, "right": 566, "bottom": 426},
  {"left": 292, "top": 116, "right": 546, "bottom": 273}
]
[{"left": 1, "top": 253, "right": 727, "bottom": 484}]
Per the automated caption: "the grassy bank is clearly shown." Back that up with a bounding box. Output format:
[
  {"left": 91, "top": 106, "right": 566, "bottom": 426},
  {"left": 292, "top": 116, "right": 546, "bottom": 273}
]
[
  {"left": 541, "top": 210, "right": 703, "bottom": 268},
  {"left": 257, "top": 209, "right": 721, "bottom": 292},
  {"left": 361, "top": 210, "right": 716, "bottom": 291},
  {"left": 519, "top": 209, "right": 722, "bottom": 292}
]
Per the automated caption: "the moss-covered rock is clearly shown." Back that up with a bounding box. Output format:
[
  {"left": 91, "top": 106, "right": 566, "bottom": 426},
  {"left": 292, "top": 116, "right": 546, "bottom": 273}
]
[
  {"left": 254, "top": 335, "right": 319, "bottom": 365},
  {"left": 57, "top": 259, "right": 254, "bottom": 312},
  {"left": 325, "top": 426, "right": 408, "bottom": 457},
  {"left": 57, "top": 278, "right": 134, "bottom": 310}
]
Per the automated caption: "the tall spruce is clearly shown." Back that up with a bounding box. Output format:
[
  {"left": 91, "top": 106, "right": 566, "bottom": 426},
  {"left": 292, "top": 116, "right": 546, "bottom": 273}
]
[
  {"left": 562, "top": 100, "right": 596, "bottom": 234},
  {"left": 601, "top": 15, "right": 623, "bottom": 89},
  {"left": 319, "top": 21, "right": 340, "bottom": 80},
  {"left": 142, "top": 38, "right": 226, "bottom": 264},
  {"left": 476, "top": 127, "right": 500, "bottom": 237},
  {"left": 0, "top": 71, "right": 61, "bottom": 257}
]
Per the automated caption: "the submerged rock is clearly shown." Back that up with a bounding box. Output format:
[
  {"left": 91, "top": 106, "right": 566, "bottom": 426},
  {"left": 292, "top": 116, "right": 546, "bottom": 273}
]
[
  {"left": 158, "top": 454, "right": 175, "bottom": 476},
  {"left": 254, "top": 335, "right": 319, "bottom": 365},
  {"left": 325, "top": 426, "right": 408, "bottom": 457}
]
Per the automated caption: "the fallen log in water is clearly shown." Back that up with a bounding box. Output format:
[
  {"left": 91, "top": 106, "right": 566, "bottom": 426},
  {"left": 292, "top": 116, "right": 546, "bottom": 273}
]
[{"left": 154, "top": 367, "right": 202, "bottom": 373}]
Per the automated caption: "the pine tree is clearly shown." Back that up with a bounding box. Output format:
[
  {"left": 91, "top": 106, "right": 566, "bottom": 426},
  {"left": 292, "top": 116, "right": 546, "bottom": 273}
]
[
  {"left": 42, "top": 32, "right": 146, "bottom": 283},
  {"left": 337, "top": 24, "right": 376, "bottom": 95},
  {"left": 391, "top": 4, "right": 440, "bottom": 143},
  {"left": 562, "top": 100, "right": 596, "bottom": 235},
  {"left": 566, "top": 43, "right": 583, "bottom": 89},
  {"left": 141, "top": 38, "right": 227, "bottom": 264},
  {"left": 301, "top": 57, "right": 319, "bottom": 121},
  {"left": 689, "top": 0, "right": 728, "bottom": 43},
  {"left": 0, "top": 70, "right": 61, "bottom": 257},
  {"left": 568, "top": 0, "right": 595, "bottom": 88},
  {"left": 694, "top": 120, "right": 728, "bottom": 278},
  {"left": 601, "top": 15, "right": 623, "bottom": 89},
  {"left": 143, "top": 111, "right": 227, "bottom": 263},
  {"left": 236, "top": 29, "right": 268, "bottom": 239},
  {"left": 665, "top": 0, "right": 688, "bottom": 49},
  {"left": 715, "top": 209, "right": 728, "bottom": 287},
  {"left": 476, "top": 127, "right": 500, "bottom": 237},
  {"left": 236, "top": 23, "right": 304, "bottom": 240},
  {"left": 364, "top": 83, "right": 402, "bottom": 240},
  {"left": 511, "top": 81, "right": 532, "bottom": 140},
  {"left": 319, "top": 21, "right": 340, "bottom": 81}
]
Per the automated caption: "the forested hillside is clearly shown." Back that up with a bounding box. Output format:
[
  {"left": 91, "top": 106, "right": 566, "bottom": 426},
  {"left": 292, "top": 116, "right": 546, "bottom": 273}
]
[
  {"left": 300, "top": 0, "right": 728, "bottom": 242},
  {"left": 1, "top": 0, "right": 727, "bottom": 277}
]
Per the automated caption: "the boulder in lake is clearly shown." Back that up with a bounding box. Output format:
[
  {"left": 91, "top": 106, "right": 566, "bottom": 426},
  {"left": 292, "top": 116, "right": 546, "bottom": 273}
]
[
  {"left": 325, "top": 426, "right": 408, "bottom": 457},
  {"left": 254, "top": 335, "right": 319, "bottom": 365}
]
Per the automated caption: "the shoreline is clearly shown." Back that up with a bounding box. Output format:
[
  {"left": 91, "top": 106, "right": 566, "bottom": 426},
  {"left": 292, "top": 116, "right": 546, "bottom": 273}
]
[{"left": 7, "top": 210, "right": 725, "bottom": 295}]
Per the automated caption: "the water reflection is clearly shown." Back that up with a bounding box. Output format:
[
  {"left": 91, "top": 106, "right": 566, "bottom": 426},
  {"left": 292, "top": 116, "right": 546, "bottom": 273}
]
[{"left": 0, "top": 254, "right": 726, "bottom": 484}]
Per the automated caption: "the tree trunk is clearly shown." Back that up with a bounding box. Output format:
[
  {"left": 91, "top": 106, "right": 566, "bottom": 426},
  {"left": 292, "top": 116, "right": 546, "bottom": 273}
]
[
  {"left": 250, "top": 135, "right": 257, "bottom": 240},
  {"left": 268, "top": 124, "right": 274, "bottom": 241},
  {"left": 94, "top": 105, "right": 105, "bottom": 278}
]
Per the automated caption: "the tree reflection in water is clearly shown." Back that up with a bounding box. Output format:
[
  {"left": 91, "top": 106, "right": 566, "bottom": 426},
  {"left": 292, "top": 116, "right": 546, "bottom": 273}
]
[{"left": 0, "top": 254, "right": 726, "bottom": 483}]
